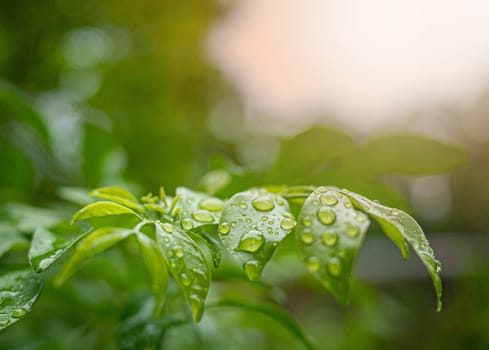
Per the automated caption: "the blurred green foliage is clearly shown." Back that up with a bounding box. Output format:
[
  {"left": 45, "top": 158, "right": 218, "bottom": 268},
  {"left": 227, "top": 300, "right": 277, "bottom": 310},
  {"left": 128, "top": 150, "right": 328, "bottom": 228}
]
[{"left": 0, "top": 0, "right": 488, "bottom": 349}]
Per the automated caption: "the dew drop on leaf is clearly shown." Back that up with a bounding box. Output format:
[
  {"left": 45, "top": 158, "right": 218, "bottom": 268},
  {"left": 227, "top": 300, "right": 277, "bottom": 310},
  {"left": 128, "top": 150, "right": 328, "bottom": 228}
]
[
  {"left": 181, "top": 218, "right": 194, "bottom": 230},
  {"left": 244, "top": 260, "right": 261, "bottom": 281},
  {"left": 199, "top": 198, "right": 225, "bottom": 212},
  {"left": 280, "top": 218, "right": 296, "bottom": 230},
  {"left": 346, "top": 225, "right": 360, "bottom": 237},
  {"left": 252, "top": 196, "right": 275, "bottom": 212},
  {"left": 320, "top": 193, "right": 338, "bottom": 206},
  {"left": 327, "top": 258, "right": 342, "bottom": 277},
  {"left": 235, "top": 230, "right": 265, "bottom": 253},
  {"left": 180, "top": 273, "right": 191, "bottom": 287},
  {"left": 162, "top": 223, "right": 174, "bottom": 233},
  {"left": 218, "top": 222, "right": 230, "bottom": 235},
  {"left": 301, "top": 232, "right": 314, "bottom": 245},
  {"left": 191, "top": 210, "right": 214, "bottom": 223},
  {"left": 306, "top": 256, "right": 320, "bottom": 272},
  {"left": 317, "top": 207, "right": 336, "bottom": 225},
  {"left": 302, "top": 217, "right": 312, "bottom": 227},
  {"left": 321, "top": 232, "right": 338, "bottom": 246}
]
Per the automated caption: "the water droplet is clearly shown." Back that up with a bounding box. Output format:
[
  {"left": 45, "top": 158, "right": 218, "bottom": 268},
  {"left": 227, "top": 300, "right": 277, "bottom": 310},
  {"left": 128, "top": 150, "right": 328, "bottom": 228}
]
[
  {"left": 238, "top": 201, "right": 248, "bottom": 209},
  {"left": 170, "top": 258, "right": 178, "bottom": 268},
  {"left": 302, "top": 217, "right": 312, "bottom": 227},
  {"left": 317, "top": 207, "right": 336, "bottom": 225},
  {"left": 231, "top": 221, "right": 237, "bottom": 227},
  {"left": 245, "top": 218, "right": 252, "bottom": 223},
  {"left": 244, "top": 260, "right": 261, "bottom": 281},
  {"left": 346, "top": 225, "right": 360, "bottom": 237},
  {"left": 344, "top": 201, "right": 352, "bottom": 208},
  {"left": 181, "top": 218, "right": 194, "bottom": 230},
  {"left": 301, "top": 232, "right": 314, "bottom": 245},
  {"left": 181, "top": 273, "right": 191, "bottom": 286},
  {"left": 173, "top": 246, "right": 184, "bottom": 258},
  {"left": 355, "top": 213, "right": 368, "bottom": 222},
  {"left": 390, "top": 209, "right": 400, "bottom": 216},
  {"left": 12, "top": 308, "right": 26, "bottom": 318},
  {"left": 338, "top": 250, "right": 347, "bottom": 258},
  {"left": 191, "top": 210, "right": 214, "bottom": 223},
  {"left": 320, "top": 193, "right": 338, "bottom": 206},
  {"left": 252, "top": 196, "right": 275, "bottom": 212},
  {"left": 316, "top": 186, "right": 327, "bottom": 193},
  {"left": 321, "top": 232, "right": 338, "bottom": 246},
  {"left": 236, "top": 230, "right": 264, "bottom": 252},
  {"left": 280, "top": 218, "right": 296, "bottom": 230},
  {"left": 306, "top": 256, "right": 320, "bottom": 272},
  {"left": 199, "top": 198, "right": 224, "bottom": 212},
  {"left": 163, "top": 236, "right": 170, "bottom": 243},
  {"left": 327, "top": 258, "right": 342, "bottom": 276},
  {"left": 162, "top": 223, "right": 174, "bottom": 233},
  {"left": 276, "top": 198, "right": 285, "bottom": 205},
  {"left": 268, "top": 220, "right": 275, "bottom": 225},
  {"left": 261, "top": 216, "right": 268, "bottom": 221}
]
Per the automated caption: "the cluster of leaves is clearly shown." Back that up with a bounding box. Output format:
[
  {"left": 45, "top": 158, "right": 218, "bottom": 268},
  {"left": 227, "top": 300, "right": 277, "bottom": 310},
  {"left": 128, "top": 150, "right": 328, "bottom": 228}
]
[{"left": 1, "top": 184, "right": 442, "bottom": 343}]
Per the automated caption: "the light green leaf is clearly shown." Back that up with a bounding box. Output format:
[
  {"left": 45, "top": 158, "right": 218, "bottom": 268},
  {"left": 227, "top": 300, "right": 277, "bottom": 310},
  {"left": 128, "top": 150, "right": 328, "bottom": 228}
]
[
  {"left": 209, "top": 298, "right": 314, "bottom": 350},
  {"left": 136, "top": 233, "right": 169, "bottom": 317},
  {"left": 296, "top": 187, "right": 369, "bottom": 304},
  {"left": 266, "top": 125, "right": 354, "bottom": 184},
  {"left": 0, "top": 269, "right": 43, "bottom": 331},
  {"left": 219, "top": 189, "right": 295, "bottom": 281},
  {"left": 90, "top": 186, "right": 143, "bottom": 212},
  {"left": 175, "top": 187, "right": 224, "bottom": 229},
  {"left": 71, "top": 201, "right": 142, "bottom": 224},
  {"left": 54, "top": 227, "right": 133, "bottom": 286},
  {"left": 0, "top": 224, "right": 27, "bottom": 258},
  {"left": 155, "top": 222, "right": 211, "bottom": 321},
  {"left": 341, "top": 189, "right": 442, "bottom": 311},
  {"left": 341, "top": 132, "right": 466, "bottom": 177}
]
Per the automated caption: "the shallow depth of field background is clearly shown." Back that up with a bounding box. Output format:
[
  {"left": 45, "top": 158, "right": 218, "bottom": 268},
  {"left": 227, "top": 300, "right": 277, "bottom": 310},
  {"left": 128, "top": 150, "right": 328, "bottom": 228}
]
[{"left": 1, "top": 1, "right": 489, "bottom": 349}]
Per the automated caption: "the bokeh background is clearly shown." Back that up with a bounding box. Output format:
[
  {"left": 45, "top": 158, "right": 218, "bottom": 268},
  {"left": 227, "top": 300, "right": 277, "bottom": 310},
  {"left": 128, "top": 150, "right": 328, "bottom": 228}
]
[{"left": 1, "top": 0, "right": 489, "bottom": 349}]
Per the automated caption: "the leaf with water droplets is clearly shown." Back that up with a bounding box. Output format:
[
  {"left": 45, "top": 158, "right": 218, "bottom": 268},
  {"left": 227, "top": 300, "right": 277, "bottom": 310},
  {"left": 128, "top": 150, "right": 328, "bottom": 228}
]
[
  {"left": 28, "top": 227, "right": 88, "bottom": 272},
  {"left": 136, "top": 233, "right": 169, "bottom": 317},
  {"left": 71, "top": 201, "right": 143, "bottom": 224},
  {"left": 54, "top": 227, "right": 133, "bottom": 286},
  {"left": 175, "top": 187, "right": 223, "bottom": 228},
  {"left": 341, "top": 189, "right": 442, "bottom": 311},
  {"left": 0, "top": 269, "right": 43, "bottom": 330},
  {"left": 187, "top": 225, "right": 223, "bottom": 268},
  {"left": 296, "top": 188, "right": 370, "bottom": 304},
  {"left": 219, "top": 189, "right": 295, "bottom": 281},
  {"left": 155, "top": 222, "right": 211, "bottom": 321},
  {"left": 90, "top": 186, "right": 144, "bottom": 213},
  {"left": 0, "top": 224, "right": 27, "bottom": 258}
]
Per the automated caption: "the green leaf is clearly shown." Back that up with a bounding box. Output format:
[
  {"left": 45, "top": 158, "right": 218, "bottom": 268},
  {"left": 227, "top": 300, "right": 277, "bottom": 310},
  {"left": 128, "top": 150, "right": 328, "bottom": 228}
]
[
  {"left": 187, "top": 225, "right": 223, "bottom": 268},
  {"left": 219, "top": 189, "right": 295, "bottom": 281},
  {"left": 0, "top": 269, "right": 43, "bottom": 331},
  {"left": 209, "top": 298, "right": 314, "bottom": 350},
  {"left": 175, "top": 187, "right": 224, "bottom": 229},
  {"left": 340, "top": 132, "right": 466, "bottom": 177},
  {"left": 28, "top": 227, "right": 88, "bottom": 272},
  {"left": 341, "top": 189, "right": 442, "bottom": 311},
  {"left": 296, "top": 187, "right": 369, "bottom": 304},
  {"left": 71, "top": 201, "right": 142, "bottom": 224},
  {"left": 136, "top": 233, "right": 169, "bottom": 317},
  {"left": 266, "top": 125, "right": 354, "bottom": 184},
  {"left": 90, "top": 186, "right": 143, "bottom": 213},
  {"left": 0, "top": 224, "right": 27, "bottom": 258},
  {"left": 155, "top": 222, "right": 211, "bottom": 321},
  {"left": 54, "top": 227, "right": 133, "bottom": 286}
]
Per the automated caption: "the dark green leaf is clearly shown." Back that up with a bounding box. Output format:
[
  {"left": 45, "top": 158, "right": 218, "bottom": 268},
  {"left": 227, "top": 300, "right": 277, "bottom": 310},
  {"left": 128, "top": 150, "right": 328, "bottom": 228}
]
[
  {"left": 90, "top": 186, "right": 143, "bottom": 213},
  {"left": 219, "top": 189, "right": 295, "bottom": 281},
  {"left": 296, "top": 187, "right": 369, "bottom": 304},
  {"left": 136, "top": 233, "right": 169, "bottom": 317},
  {"left": 155, "top": 222, "right": 211, "bottom": 321},
  {"left": 0, "top": 224, "right": 27, "bottom": 258},
  {"left": 28, "top": 227, "right": 88, "bottom": 272},
  {"left": 175, "top": 187, "right": 224, "bottom": 229},
  {"left": 341, "top": 189, "right": 442, "bottom": 311},
  {"left": 0, "top": 269, "right": 43, "bottom": 331},
  {"left": 187, "top": 225, "right": 223, "bottom": 268},
  {"left": 71, "top": 201, "right": 142, "bottom": 224},
  {"left": 266, "top": 125, "right": 354, "bottom": 184},
  {"left": 54, "top": 227, "right": 133, "bottom": 286},
  {"left": 209, "top": 298, "right": 314, "bottom": 350},
  {"left": 340, "top": 132, "right": 466, "bottom": 177}
]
